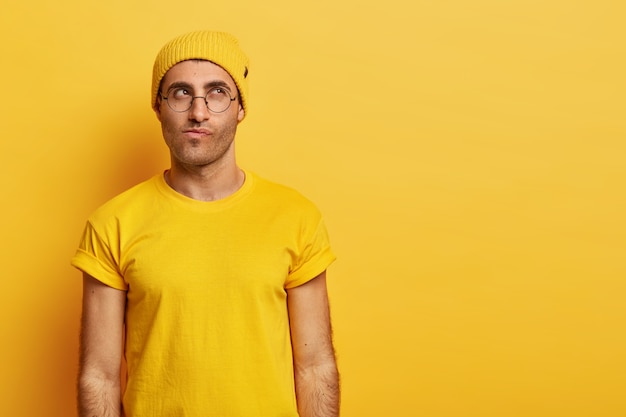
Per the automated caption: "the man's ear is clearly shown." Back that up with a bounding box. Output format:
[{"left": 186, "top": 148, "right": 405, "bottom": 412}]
[
  {"left": 153, "top": 100, "right": 162, "bottom": 122},
  {"left": 237, "top": 103, "right": 245, "bottom": 122}
]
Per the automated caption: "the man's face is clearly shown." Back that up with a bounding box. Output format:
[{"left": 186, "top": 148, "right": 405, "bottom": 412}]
[{"left": 154, "top": 60, "right": 245, "bottom": 169}]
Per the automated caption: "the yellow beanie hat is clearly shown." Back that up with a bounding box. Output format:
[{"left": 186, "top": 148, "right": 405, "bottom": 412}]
[{"left": 151, "top": 31, "right": 250, "bottom": 118}]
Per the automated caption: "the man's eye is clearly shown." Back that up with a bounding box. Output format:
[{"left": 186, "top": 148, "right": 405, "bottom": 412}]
[
  {"left": 172, "top": 88, "right": 190, "bottom": 98},
  {"left": 208, "top": 88, "right": 227, "bottom": 97}
]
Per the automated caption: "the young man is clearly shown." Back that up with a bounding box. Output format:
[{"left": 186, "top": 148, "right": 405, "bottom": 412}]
[{"left": 72, "top": 31, "right": 339, "bottom": 417}]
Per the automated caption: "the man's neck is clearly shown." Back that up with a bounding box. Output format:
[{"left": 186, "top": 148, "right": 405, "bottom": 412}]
[{"left": 165, "top": 162, "right": 245, "bottom": 202}]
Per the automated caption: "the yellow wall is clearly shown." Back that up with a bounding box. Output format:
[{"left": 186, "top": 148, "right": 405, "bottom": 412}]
[{"left": 1, "top": 1, "right": 624, "bottom": 416}]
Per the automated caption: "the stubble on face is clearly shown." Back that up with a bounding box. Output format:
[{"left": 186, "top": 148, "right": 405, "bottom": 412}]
[{"left": 160, "top": 108, "right": 240, "bottom": 169}]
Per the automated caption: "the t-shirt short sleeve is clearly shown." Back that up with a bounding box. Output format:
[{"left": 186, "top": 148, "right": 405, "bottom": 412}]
[
  {"left": 285, "top": 217, "right": 336, "bottom": 289},
  {"left": 71, "top": 220, "right": 128, "bottom": 291}
]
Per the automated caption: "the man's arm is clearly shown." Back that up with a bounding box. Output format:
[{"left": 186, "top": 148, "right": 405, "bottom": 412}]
[
  {"left": 78, "top": 273, "right": 126, "bottom": 417},
  {"left": 287, "top": 271, "right": 340, "bottom": 417}
]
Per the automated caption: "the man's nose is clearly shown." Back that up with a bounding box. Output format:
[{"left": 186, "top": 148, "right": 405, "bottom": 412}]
[{"left": 188, "top": 96, "right": 210, "bottom": 121}]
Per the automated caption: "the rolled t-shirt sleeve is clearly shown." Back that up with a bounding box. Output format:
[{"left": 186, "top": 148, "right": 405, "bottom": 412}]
[
  {"left": 285, "top": 217, "right": 336, "bottom": 289},
  {"left": 71, "top": 220, "right": 128, "bottom": 291}
]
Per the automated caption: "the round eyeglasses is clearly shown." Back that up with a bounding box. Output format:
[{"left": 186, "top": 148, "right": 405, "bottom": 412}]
[{"left": 160, "top": 86, "right": 237, "bottom": 113}]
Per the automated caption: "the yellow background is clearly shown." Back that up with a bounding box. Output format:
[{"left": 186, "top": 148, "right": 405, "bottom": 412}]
[{"left": 1, "top": 1, "right": 624, "bottom": 416}]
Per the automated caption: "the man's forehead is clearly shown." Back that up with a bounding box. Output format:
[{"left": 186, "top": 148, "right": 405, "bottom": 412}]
[{"left": 162, "top": 59, "right": 236, "bottom": 88}]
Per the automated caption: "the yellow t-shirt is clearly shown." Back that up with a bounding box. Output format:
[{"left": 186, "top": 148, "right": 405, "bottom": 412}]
[{"left": 71, "top": 170, "right": 336, "bottom": 417}]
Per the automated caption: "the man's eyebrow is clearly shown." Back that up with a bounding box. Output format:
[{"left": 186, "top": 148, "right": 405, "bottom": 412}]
[
  {"left": 204, "top": 80, "right": 232, "bottom": 91},
  {"left": 165, "top": 80, "right": 232, "bottom": 92},
  {"left": 165, "top": 81, "right": 192, "bottom": 92}
]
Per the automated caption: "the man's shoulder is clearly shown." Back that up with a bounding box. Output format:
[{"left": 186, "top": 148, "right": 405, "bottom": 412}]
[
  {"left": 88, "top": 174, "right": 162, "bottom": 222},
  {"left": 249, "top": 171, "right": 319, "bottom": 211}
]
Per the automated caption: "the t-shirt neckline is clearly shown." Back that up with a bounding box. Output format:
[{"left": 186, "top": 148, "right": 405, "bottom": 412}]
[{"left": 155, "top": 168, "right": 255, "bottom": 211}]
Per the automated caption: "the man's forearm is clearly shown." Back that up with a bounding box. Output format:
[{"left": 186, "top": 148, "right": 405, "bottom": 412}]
[
  {"left": 78, "top": 373, "right": 122, "bottom": 417},
  {"left": 294, "top": 363, "right": 340, "bottom": 417}
]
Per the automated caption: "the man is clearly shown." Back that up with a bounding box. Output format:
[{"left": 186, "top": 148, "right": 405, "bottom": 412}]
[{"left": 72, "top": 31, "right": 339, "bottom": 417}]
